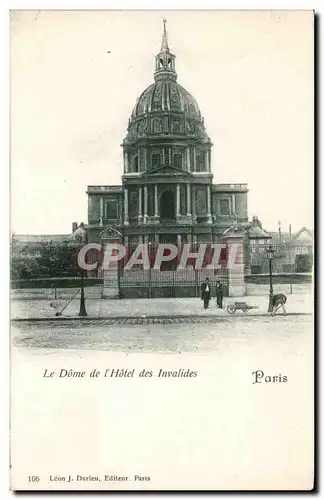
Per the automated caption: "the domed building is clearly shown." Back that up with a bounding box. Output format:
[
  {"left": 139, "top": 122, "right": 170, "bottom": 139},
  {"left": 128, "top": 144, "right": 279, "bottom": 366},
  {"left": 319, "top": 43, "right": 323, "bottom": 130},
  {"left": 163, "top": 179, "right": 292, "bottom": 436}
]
[{"left": 87, "top": 20, "right": 249, "bottom": 249}]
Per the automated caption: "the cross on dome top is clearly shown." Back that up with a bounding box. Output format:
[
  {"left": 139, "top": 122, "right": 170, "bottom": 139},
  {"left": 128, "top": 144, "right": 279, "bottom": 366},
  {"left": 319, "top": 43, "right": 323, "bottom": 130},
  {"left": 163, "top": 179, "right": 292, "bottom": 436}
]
[
  {"left": 154, "top": 19, "right": 177, "bottom": 81},
  {"left": 161, "top": 18, "right": 169, "bottom": 51}
]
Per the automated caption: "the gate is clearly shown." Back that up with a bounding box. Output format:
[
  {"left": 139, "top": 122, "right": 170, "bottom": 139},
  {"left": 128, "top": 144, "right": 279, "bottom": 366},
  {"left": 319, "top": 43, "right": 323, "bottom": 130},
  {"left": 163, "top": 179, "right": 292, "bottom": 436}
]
[
  {"left": 119, "top": 268, "right": 228, "bottom": 299},
  {"left": 96, "top": 241, "right": 229, "bottom": 299},
  {"left": 119, "top": 239, "right": 229, "bottom": 300}
]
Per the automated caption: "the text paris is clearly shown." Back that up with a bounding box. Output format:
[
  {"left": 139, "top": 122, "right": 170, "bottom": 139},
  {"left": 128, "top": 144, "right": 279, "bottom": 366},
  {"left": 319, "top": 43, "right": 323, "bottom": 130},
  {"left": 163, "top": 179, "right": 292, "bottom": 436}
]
[{"left": 252, "top": 370, "right": 288, "bottom": 384}]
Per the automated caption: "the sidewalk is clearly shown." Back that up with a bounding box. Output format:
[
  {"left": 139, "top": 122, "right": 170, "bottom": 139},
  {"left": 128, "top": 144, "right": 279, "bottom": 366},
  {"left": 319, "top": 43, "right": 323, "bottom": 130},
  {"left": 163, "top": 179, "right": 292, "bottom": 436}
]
[{"left": 11, "top": 294, "right": 313, "bottom": 320}]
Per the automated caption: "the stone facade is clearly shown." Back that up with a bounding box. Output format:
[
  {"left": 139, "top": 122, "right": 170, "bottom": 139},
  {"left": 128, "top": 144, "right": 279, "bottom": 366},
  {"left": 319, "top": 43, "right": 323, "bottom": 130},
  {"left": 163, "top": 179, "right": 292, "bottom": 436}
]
[{"left": 86, "top": 21, "right": 249, "bottom": 249}]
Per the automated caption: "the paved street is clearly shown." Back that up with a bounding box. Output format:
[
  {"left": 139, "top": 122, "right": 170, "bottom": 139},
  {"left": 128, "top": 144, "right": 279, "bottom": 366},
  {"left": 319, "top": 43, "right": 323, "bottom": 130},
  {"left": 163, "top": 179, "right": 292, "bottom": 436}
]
[
  {"left": 11, "top": 293, "right": 313, "bottom": 320},
  {"left": 12, "top": 314, "right": 313, "bottom": 354}
]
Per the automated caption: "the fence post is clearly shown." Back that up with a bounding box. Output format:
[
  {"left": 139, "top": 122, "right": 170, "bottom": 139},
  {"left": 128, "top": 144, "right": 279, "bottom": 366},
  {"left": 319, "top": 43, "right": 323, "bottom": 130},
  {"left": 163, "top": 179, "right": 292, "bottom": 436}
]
[
  {"left": 117, "top": 264, "right": 121, "bottom": 299},
  {"left": 195, "top": 269, "right": 198, "bottom": 298},
  {"left": 148, "top": 267, "right": 152, "bottom": 299}
]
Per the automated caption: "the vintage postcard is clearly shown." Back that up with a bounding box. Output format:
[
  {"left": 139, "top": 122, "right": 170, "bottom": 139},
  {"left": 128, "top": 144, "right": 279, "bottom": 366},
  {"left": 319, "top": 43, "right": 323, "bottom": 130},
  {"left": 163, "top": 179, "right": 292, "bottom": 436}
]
[{"left": 10, "top": 10, "right": 314, "bottom": 491}]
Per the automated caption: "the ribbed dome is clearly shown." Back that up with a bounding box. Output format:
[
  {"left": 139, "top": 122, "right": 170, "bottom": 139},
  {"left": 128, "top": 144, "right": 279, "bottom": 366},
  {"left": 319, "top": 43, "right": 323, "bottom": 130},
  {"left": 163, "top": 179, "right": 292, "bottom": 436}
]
[
  {"left": 131, "top": 80, "right": 202, "bottom": 120},
  {"left": 123, "top": 20, "right": 211, "bottom": 147}
]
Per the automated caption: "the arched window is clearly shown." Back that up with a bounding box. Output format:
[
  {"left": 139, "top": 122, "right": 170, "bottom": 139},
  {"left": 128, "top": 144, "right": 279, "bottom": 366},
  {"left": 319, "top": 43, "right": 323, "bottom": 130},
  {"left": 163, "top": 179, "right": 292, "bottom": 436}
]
[
  {"left": 173, "top": 153, "right": 182, "bottom": 170},
  {"left": 151, "top": 153, "right": 161, "bottom": 169}
]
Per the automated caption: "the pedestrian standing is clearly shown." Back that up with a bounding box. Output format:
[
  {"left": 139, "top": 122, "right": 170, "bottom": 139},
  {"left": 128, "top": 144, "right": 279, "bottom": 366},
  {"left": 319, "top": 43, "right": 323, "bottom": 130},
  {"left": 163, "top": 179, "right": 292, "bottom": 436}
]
[
  {"left": 216, "top": 279, "right": 224, "bottom": 308},
  {"left": 201, "top": 277, "right": 211, "bottom": 309}
]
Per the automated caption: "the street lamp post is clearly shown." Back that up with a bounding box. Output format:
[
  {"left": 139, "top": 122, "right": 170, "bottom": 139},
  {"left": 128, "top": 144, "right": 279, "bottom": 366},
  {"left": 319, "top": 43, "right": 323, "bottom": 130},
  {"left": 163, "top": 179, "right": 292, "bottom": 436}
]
[
  {"left": 148, "top": 240, "right": 152, "bottom": 299},
  {"left": 266, "top": 246, "right": 274, "bottom": 313},
  {"left": 78, "top": 230, "right": 88, "bottom": 317},
  {"left": 78, "top": 271, "right": 87, "bottom": 317}
]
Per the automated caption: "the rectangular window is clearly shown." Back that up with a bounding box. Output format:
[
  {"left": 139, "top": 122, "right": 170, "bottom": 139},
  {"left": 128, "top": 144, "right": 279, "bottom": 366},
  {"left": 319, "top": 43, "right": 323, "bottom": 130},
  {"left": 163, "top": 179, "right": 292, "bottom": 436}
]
[
  {"left": 219, "top": 199, "right": 230, "bottom": 216},
  {"left": 105, "top": 200, "right": 118, "bottom": 219},
  {"left": 196, "top": 188, "right": 207, "bottom": 214},
  {"left": 196, "top": 149, "right": 204, "bottom": 172},
  {"left": 151, "top": 153, "right": 160, "bottom": 169},
  {"left": 133, "top": 155, "right": 139, "bottom": 173},
  {"left": 173, "top": 153, "right": 182, "bottom": 170},
  {"left": 129, "top": 191, "right": 138, "bottom": 217}
]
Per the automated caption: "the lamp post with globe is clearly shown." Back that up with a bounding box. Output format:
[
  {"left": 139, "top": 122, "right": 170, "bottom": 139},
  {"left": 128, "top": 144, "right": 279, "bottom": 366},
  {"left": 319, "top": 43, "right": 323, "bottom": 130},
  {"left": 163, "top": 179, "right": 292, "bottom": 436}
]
[
  {"left": 78, "top": 228, "right": 88, "bottom": 317},
  {"left": 266, "top": 246, "right": 274, "bottom": 313},
  {"left": 148, "top": 240, "right": 152, "bottom": 299}
]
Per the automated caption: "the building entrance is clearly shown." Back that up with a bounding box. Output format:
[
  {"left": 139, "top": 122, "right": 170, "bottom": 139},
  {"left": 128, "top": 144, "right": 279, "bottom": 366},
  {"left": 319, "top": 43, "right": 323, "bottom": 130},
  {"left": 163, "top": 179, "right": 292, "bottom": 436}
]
[{"left": 160, "top": 189, "right": 175, "bottom": 220}]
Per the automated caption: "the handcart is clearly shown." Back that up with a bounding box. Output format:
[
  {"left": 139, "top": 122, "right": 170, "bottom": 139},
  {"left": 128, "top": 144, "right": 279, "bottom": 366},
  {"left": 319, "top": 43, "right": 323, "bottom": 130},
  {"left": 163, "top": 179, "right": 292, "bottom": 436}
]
[{"left": 226, "top": 302, "right": 259, "bottom": 314}]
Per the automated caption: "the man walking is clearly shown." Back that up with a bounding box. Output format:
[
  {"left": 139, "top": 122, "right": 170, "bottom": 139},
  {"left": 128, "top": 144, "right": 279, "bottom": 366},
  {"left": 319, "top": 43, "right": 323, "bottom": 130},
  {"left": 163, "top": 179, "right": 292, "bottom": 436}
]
[
  {"left": 216, "top": 279, "right": 224, "bottom": 309},
  {"left": 201, "top": 277, "right": 211, "bottom": 309}
]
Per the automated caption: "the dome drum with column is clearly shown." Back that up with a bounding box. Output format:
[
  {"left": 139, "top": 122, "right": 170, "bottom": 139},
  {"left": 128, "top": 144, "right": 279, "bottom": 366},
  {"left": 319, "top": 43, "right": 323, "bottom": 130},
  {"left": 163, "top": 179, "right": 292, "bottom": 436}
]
[{"left": 87, "top": 20, "right": 250, "bottom": 249}]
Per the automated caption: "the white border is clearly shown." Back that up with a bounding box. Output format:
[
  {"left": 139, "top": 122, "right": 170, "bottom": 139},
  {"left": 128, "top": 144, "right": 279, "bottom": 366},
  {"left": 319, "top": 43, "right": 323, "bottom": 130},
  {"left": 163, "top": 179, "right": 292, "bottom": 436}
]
[{"left": 1, "top": 1, "right": 321, "bottom": 498}]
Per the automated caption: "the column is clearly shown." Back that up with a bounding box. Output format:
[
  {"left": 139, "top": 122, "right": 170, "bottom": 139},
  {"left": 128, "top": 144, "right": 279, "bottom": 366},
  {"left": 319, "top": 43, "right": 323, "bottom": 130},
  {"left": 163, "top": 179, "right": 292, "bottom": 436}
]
[
  {"left": 244, "top": 234, "right": 251, "bottom": 275},
  {"left": 176, "top": 184, "right": 181, "bottom": 217},
  {"left": 186, "top": 184, "right": 191, "bottom": 216},
  {"left": 162, "top": 148, "right": 166, "bottom": 164},
  {"left": 232, "top": 193, "right": 236, "bottom": 216},
  {"left": 186, "top": 147, "right": 191, "bottom": 171},
  {"left": 124, "top": 188, "right": 129, "bottom": 225},
  {"left": 168, "top": 148, "right": 172, "bottom": 164},
  {"left": 192, "top": 187, "right": 197, "bottom": 221},
  {"left": 138, "top": 187, "right": 143, "bottom": 222},
  {"left": 138, "top": 148, "right": 141, "bottom": 172},
  {"left": 144, "top": 185, "right": 148, "bottom": 223},
  {"left": 193, "top": 148, "right": 197, "bottom": 172},
  {"left": 177, "top": 234, "right": 182, "bottom": 247},
  {"left": 99, "top": 196, "right": 104, "bottom": 226},
  {"left": 206, "top": 185, "right": 212, "bottom": 224},
  {"left": 154, "top": 184, "right": 158, "bottom": 217},
  {"left": 144, "top": 149, "right": 147, "bottom": 171},
  {"left": 205, "top": 150, "right": 209, "bottom": 172},
  {"left": 124, "top": 151, "right": 129, "bottom": 173}
]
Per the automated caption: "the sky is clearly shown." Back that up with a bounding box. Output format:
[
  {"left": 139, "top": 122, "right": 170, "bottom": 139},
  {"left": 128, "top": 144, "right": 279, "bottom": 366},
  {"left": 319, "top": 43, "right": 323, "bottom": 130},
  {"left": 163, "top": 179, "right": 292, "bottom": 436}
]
[{"left": 10, "top": 9, "right": 314, "bottom": 235}]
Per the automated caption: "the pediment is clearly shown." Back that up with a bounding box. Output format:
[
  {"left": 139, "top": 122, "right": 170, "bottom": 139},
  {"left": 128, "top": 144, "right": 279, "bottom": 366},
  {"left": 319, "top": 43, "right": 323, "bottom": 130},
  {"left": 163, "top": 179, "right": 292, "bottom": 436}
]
[
  {"left": 143, "top": 164, "right": 193, "bottom": 177},
  {"left": 99, "top": 226, "right": 122, "bottom": 239}
]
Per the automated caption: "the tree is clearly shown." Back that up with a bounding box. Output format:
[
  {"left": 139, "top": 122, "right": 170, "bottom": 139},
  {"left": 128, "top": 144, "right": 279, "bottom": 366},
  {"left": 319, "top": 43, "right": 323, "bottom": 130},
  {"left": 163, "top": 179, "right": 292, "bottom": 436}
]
[{"left": 11, "top": 240, "right": 83, "bottom": 280}]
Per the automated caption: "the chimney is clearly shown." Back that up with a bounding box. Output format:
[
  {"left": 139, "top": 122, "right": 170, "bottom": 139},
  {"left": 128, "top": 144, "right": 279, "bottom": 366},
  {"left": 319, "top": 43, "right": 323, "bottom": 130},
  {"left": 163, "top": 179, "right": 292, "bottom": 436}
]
[{"left": 72, "top": 222, "right": 78, "bottom": 233}]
